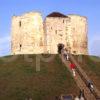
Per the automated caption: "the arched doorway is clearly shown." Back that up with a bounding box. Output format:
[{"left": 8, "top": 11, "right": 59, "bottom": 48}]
[{"left": 57, "top": 43, "right": 64, "bottom": 54}]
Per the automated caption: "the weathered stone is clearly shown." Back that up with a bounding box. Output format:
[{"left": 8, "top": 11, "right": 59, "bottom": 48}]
[
  {"left": 67, "top": 14, "right": 88, "bottom": 55},
  {"left": 11, "top": 12, "right": 44, "bottom": 54},
  {"left": 11, "top": 12, "right": 88, "bottom": 55},
  {"left": 44, "top": 13, "right": 88, "bottom": 55}
]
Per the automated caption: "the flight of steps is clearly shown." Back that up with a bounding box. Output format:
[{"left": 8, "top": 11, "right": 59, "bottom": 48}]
[{"left": 59, "top": 54, "right": 97, "bottom": 100}]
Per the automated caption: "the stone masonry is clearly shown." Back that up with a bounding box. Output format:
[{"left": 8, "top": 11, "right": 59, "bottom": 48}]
[
  {"left": 44, "top": 13, "right": 70, "bottom": 54},
  {"left": 67, "top": 15, "right": 88, "bottom": 54},
  {"left": 11, "top": 12, "right": 44, "bottom": 54},
  {"left": 11, "top": 12, "right": 88, "bottom": 55}
]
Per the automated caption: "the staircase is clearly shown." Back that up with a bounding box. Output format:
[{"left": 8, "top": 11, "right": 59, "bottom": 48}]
[{"left": 59, "top": 54, "right": 100, "bottom": 100}]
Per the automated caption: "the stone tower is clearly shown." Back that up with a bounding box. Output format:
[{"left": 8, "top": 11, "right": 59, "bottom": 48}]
[
  {"left": 44, "top": 12, "right": 70, "bottom": 54},
  {"left": 44, "top": 12, "right": 88, "bottom": 55},
  {"left": 11, "top": 11, "right": 88, "bottom": 55},
  {"left": 67, "top": 15, "right": 88, "bottom": 54},
  {"left": 11, "top": 12, "right": 44, "bottom": 54}
]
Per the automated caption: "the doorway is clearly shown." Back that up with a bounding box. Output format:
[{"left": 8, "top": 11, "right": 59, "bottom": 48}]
[{"left": 57, "top": 43, "right": 64, "bottom": 54}]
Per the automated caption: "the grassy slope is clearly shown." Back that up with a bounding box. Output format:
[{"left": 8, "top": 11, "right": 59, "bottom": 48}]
[
  {"left": 74, "top": 55, "right": 100, "bottom": 90},
  {"left": 0, "top": 55, "right": 79, "bottom": 100}
]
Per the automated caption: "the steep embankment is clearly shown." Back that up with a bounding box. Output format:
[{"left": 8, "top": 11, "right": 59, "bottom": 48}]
[
  {"left": 74, "top": 55, "right": 100, "bottom": 90},
  {"left": 0, "top": 54, "right": 79, "bottom": 100}
]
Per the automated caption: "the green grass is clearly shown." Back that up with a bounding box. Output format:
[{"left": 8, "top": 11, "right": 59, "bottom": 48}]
[{"left": 0, "top": 54, "right": 79, "bottom": 100}]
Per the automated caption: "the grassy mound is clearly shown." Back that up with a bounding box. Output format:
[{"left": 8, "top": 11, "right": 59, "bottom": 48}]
[{"left": 0, "top": 54, "right": 79, "bottom": 100}]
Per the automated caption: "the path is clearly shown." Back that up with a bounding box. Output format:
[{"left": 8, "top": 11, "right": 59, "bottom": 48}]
[{"left": 59, "top": 54, "right": 99, "bottom": 100}]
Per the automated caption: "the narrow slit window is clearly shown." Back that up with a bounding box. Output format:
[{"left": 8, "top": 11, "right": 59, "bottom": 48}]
[
  {"left": 63, "top": 20, "right": 64, "bottom": 23},
  {"left": 20, "top": 44, "right": 22, "bottom": 51},
  {"left": 40, "top": 37, "right": 43, "bottom": 46},
  {"left": 19, "top": 21, "right": 21, "bottom": 27},
  {"left": 55, "top": 30, "right": 57, "bottom": 34}
]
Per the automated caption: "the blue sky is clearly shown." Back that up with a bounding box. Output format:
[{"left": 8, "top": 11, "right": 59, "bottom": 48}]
[{"left": 0, "top": 0, "right": 100, "bottom": 56}]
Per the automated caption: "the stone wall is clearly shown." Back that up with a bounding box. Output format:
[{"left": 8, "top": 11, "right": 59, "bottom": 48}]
[
  {"left": 11, "top": 12, "right": 88, "bottom": 55},
  {"left": 44, "top": 17, "right": 70, "bottom": 54},
  {"left": 11, "top": 12, "right": 44, "bottom": 54},
  {"left": 44, "top": 14, "right": 88, "bottom": 55},
  {"left": 67, "top": 15, "right": 88, "bottom": 55}
]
